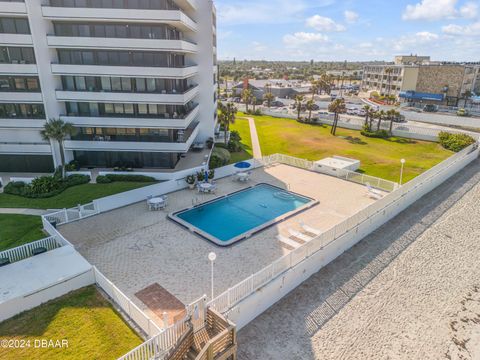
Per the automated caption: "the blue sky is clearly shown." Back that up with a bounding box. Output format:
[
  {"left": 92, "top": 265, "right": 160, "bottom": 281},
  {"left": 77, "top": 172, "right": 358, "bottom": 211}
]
[{"left": 214, "top": 0, "right": 480, "bottom": 61}]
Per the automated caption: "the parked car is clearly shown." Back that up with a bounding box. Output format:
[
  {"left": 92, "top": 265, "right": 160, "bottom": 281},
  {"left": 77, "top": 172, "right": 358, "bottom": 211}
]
[
  {"left": 457, "top": 108, "right": 470, "bottom": 117},
  {"left": 264, "top": 100, "right": 285, "bottom": 108},
  {"left": 233, "top": 97, "right": 241, "bottom": 103},
  {"left": 423, "top": 104, "right": 438, "bottom": 112}
]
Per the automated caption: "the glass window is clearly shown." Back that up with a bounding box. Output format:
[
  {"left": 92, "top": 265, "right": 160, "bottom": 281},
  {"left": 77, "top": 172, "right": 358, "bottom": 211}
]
[
  {"left": 27, "top": 78, "right": 39, "bottom": 91},
  {"left": 78, "top": 102, "right": 90, "bottom": 115},
  {"left": 97, "top": 51, "right": 109, "bottom": 64},
  {"left": 89, "top": 102, "right": 99, "bottom": 116},
  {"left": 138, "top": 103, "right": 148, "bottom": 114},
  {"left": 15, "top": 19, "right": 30, "bottom": 34},
  {"left": 114, "top": 103, "right": 124, "bottom": 113},
  {"left": 94, "top": 25, "right": 105, "bottom": 37},
  {"left": 85, "top": 77, "right": 96, "bottom": 91},
  {"left": 1, "top": 18, "right": 16, "bottom": 33},
  {"left": 111, "top": 77, "right": 121, "bottom": 91},
  {"left": 148, "top": 104, "right": 158, "bottom": 115},
  {"left": 64, "top": 76, "right": 75, "bottom": 90},
  {"left": 0, "top": 78, "right": 9, "bottom": 90},
  {"left": 116, "top": 25, "right": 127, "bottom": 38},
  {"left": 67, "top": 102, "right": 78, "bottom": 115},
  {"left": 14, "top": 78, "right": 25, "bottom": 90},
  {"left": 78, "top": 24, "right": 90, "bottom": 37},
  {"left": 124, "top": 103, "right": 134, "bottom": 114},
  {"left": 105, "top": 25, "right": 116, "bottom": 38},
  {"left": 121, "top": 77, "right": 131, "bottom": 91},
  {"left": 104, "top": 103, "right": 114, "bottom": 114},
  {"left": 8, "top": 47, "right": 21, "bottom": 62},
  {"left": 101, "top": 77, "right": 111, "bottom": 91},
  {"left": 75, "top": 76, "right": 86, "bottom": 90},
  {"left": 146, "top": 78, "right": 155, "bottom": 92},
  {"left": 21, "top": 48, "right": 35, "bottom": 64},
  {"left": 135, "top": 78, "right": 145, "bottom": 92}
]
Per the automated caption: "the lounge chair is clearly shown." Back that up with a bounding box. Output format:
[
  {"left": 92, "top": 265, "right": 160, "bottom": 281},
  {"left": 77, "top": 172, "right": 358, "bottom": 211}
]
[
  {"left": 277, "top": 235, "right": 301, "bottom": 249},
  {"left": 365, "top": 182, "right": 383, "bottom": 200},
  {"left": 299, "top": 221, "right": 322, "bottom": 236},
  {"left": 288, "top": 228, "right": 314, "bottom": 242}
]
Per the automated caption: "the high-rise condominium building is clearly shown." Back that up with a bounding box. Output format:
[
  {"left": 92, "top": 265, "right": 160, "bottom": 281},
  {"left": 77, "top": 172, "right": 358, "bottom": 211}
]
[{"left": 0, "top": 0, "right": 217, "bottom": 172}]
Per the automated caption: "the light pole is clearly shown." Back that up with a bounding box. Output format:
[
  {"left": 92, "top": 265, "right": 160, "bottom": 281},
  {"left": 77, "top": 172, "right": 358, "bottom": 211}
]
[
  {"left": 400, "top": 159, "right": 406, "bottom": 185},
  {"left": 208, "top": 252, "right": 216, "bottom": 300}
]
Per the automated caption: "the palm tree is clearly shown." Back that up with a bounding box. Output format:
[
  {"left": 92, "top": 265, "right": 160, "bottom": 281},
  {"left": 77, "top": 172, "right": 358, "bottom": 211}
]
[
  {"left": 363, "top": 104, "right": 373, "bottom": 128},
  {"left": 294, "top": 94, "right": 305, "bottom": 121},
  {"left": 310, "top": 80, "right": 320, "bottom": 100},
  {"left": 41, "top": 119, "right": 76, "bottom": 178},
  {"left": 387, "top": 109, "right": 400, "bottom": 135},
  {"left": 376, "top": 110, "right": 386, "bottom": 131},
  {"left": 305, "top": 99, "right": 316, "bottom": 122},
  {"left": 242, "top": 89, "right": 252, "bottom": 112},
  {"left": 328, "top": 98, "right": 346, "bottom": 135},
  {"left": 263, "top": 92, "right": 275, "bottom": 108},
  {"left": 250, "top": 93, "right": 257, "bottom": 113},
  {"left": 218, "top": 101, "right": 237, "bottom": 145}
]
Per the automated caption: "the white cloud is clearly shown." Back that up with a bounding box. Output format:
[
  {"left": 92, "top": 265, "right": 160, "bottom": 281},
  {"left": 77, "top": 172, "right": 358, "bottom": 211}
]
[
  {"left": 252, "top": 41, "right": 267, "bottom": 52},
  {"left": 283, "top": 32, "right": 329, "bottom": 48},
  {"left": 306, "top": 15, "right": 346, "bottom": 32},
  {"left": 443, "top": 22, "right": 480, "bottom": 35},
  {"left": 403, "top": 0, "right": 458, "bottom": 20},
  {"left": 344, "top": 10, "right": 359, "bottom": 23},
  {"left": 459, "top": 2, "right": 479, "bottom": 18},
  {"left": 393, "top": 31, "right": 439, "bottom": 51}
]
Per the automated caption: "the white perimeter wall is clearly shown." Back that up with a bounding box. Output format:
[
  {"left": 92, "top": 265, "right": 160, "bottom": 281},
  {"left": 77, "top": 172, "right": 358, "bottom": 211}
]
[{"left": 223, "top": 147, "right": 479, "bottom": 330}]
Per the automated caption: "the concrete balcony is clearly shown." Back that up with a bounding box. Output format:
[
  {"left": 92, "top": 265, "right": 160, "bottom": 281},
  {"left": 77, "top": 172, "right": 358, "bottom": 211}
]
[
  {"left": 0, "top": 1, "right": 27, "bottom": 15},
  {"left": 0, "top": 92, "right": 43, "bottom": 103},
  {"left": 55, "top": 86, "right": 198, "bottom": 105},
  {"left": 0, "top": 63, "right": 38, "bottom": 76},
  {"left": 64, "top": 123, "right": 199, "bottom": 153},
  {"left": 60, "top": 104, "right": 199, "bottom": 130},
  {"left": 0, "top": 142, "right": 51, "bottom": 155},
  {"left": 47, "top": 35, "right": 197, "bottom": 53},
  {"left": 41, "top": 7, "right": 197, "bottom": 32},
  {"left": 174, "top": 0, "right": 197, "bottom": 11},
  {"left": 0, "top": 118, "right": 47, "bottom": 129},
  {"left": 0, "top": 34, "right": 33, "bottom": 46},
  {"left": 51, "top": 63, "right": 198, "bottom": 79}
]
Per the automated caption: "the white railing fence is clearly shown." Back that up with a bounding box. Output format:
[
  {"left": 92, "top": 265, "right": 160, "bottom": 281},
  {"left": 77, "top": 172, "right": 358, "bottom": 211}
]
[
  {"left": 93, "top": 267, "right": 162, "bottom": 338},
  {"left": 42, "top": 201, "right": 99, "bottom": 227},
  {"left": 117, "top": 296, "right": 208, "bottom": 360},
  {"left": 207, "top": 143, "right": 479, "bottom": 316},
  {"left": 0, "top": 236, "right": 63, "bottom": 265},
  {"left": 261, "top": 153, "right": 399, "bottom": 192}
]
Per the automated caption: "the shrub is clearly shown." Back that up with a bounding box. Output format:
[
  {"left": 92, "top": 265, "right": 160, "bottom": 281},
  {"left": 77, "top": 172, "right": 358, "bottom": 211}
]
[
  {"left": 65, "top": 160, "right": 80, "bottom": 172},
  {"left": 3, "top": 174, "right": 90, "bottom": 198},
  {"left": 96, "top": 175, "right": 112, "bottom": 184},
  {"left": 209, "top": 147, "right": 231, "bottom": 168},
  {"left": 361, "top": 125, "right": 390, "bottom": 139},
  {"left": 230, "top": 130, "right": 241, "bottom": 142},
  {"left": 438, "top": 132, "right": 476, "bottom": 152},
  {"left": 102, "top": 174, "right": 156, "bottom": 183},
  {"left": 228, "top": 139, "right": 242, "bottom": 152}
]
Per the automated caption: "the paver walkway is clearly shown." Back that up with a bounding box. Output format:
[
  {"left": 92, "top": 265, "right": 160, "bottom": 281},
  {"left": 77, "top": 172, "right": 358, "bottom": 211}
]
[
  {"left": 242, "top": 117, "right": 262, "bottom": 159},
  {"left": 237, "top": 158, "right": 480, "bottom": 359}
]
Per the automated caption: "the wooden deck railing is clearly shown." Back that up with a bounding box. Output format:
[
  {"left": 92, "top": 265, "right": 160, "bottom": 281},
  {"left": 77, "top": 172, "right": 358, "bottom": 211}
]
[{"left": 195, "top": 309, "right": 237, "bottom": 360}]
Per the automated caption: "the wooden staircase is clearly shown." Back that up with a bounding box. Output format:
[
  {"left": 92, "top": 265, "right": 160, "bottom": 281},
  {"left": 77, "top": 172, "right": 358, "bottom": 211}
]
[{"left": 166, "top": 309, "right": 237, "bottom": 360}]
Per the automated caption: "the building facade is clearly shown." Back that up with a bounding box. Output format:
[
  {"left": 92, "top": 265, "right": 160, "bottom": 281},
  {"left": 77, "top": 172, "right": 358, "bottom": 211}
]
[
  {"left": 361, "top": 57, "right": 480, "bottom": 106},
  {"left": 0, "top": 0, "right": 216, "bottom": 172}
]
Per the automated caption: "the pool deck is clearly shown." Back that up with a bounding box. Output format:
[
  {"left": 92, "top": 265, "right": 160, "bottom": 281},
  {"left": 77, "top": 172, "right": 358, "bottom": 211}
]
[{"left": 58, "top": 164, "right": 380, "bottom": 326}]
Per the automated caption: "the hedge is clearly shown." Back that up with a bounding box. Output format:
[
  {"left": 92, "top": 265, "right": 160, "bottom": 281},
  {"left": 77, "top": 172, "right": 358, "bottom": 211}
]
[
  {"left": 96, "top": 174, "right": 156, "bottom": 184},
  {"left": 438, "top": 132, "right": 476, "bottom": 152},
  {"left": 209, "top": 147, "right": 231, "bottom": 169},
  {"left": 3, "top": 174, "right": 90, "bottom": 198}
]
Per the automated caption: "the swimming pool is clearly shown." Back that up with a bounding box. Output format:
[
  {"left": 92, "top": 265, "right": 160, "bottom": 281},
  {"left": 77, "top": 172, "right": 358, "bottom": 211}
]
[{"left": 169, "top": 183, "right": 317, "bottom": 246}]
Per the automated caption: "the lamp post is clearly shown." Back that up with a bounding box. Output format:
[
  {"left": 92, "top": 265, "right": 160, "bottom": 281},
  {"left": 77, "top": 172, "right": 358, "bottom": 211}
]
[
  {"left": 208, "top": 252, "right": 216, "bottom": 300},
  {"left": 400, "top": 159, "right": 406, "bottom": 185}
]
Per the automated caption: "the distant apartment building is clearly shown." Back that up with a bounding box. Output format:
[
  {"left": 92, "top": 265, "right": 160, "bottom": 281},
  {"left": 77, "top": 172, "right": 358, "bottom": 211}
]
[
  {"left": 232, "top": 79, "right": 311, "bottom": 100},
  {"left": 0, "top": 0, "right": 217, "bottom": 173},
  {"left": 325, "top": 70, "right": 363, "bottom": 80},
  {"left": 361, "top": 56, "right": 480, "bottom": 106}
]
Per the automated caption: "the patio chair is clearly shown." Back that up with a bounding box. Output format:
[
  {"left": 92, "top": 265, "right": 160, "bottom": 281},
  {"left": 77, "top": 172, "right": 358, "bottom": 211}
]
[
  {"left": 299, "top": 221, "right": 323, "bottom": 236},
  {"left": 277, "top": 235, "right": 301, "bottom": 249},
  {"left": 288, "top": 228, "right": 314, "bottom": 243},
  {"left": 365, "top": 182, "right": 383, "bottom": 200}
]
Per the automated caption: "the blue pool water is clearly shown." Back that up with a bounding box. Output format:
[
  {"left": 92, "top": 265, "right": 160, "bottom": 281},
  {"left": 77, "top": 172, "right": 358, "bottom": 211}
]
[{"left": 172, "top": 184, "right": 314, "bottom": 245}]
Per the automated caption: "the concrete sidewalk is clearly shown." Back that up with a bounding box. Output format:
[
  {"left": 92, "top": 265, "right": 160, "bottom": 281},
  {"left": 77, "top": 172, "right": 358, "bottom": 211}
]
[
  {"left": 240, "top": 116, "right": 263, "bottom": 159},
  {"left": 0, "top": 208, "right": 53, "bottom": 216}
]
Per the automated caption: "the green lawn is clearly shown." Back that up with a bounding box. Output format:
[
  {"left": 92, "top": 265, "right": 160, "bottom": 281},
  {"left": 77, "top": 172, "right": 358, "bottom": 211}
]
[
  {"left": 228, "top": 117, "right": 254, "bottom": 164},
  {"left": 245, "top": 114, "right": 453, "bottom": 183},
  {"left": 0, "top": 182, "right": 154, "bottom": 209},
  {"left": 0, "top": 214, "right": 45, "bottom": 251},
  {"left": 0, "top": 286, "right": 143, "bottom": 360}
]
